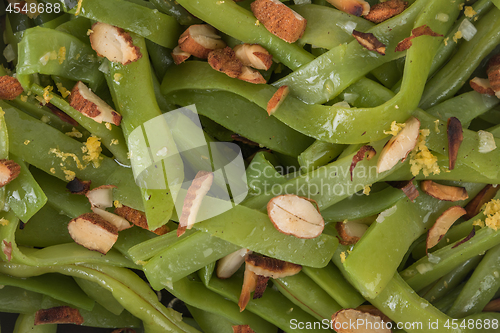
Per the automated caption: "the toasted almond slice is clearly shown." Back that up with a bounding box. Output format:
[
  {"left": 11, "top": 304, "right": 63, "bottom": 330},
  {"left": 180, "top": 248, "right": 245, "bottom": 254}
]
[
  {"left": 234, "top": 44, "right": 273, "bottom": 70},
  {"left": 447, "top": 117, "right": 463, "bottom": 171},
  {"left": 89, "top": 22, "right": 142, "bottom": 65},
  {"left": 452, "top": 228, "right": 475, "bottom": 249},
  {"left": 34, "top": 306, "right": 84, "bottom": 325},
  {"left": 386, "top": 179, "right": 419, "bottom": 201},
  {"left": 217, "top": 248, "right": 252, "bottom": 279},
  {"left": 332, "top": 308, "right": 391, "bottom": 333},
  {"left": 483, "top": 298, "right": 500, "bottom": 312},
  {"left": 177, "top": 170, "right": 214, "bottom": 237},
  {"left": 238, "top": 66, "right": 267, "bottom": 84},
  {"left": 487, "top": 56, "right": 500, "bottom": 98},
  {"left": 251, "top": 0, "right": 307, "bottom": 43},
  {"left": 335, "top": 221, "right": 369, "bottom": 245},
  {"left": 238, "top": 267, "right": 257, "bottom": 312},
  {"left": 171, "top": 46, "right": 191, "bottom": 65},
  {"left": 253, "top": 275, "right": 270, "bottom": 299},
  {"left": 395, "top": 25, "right": 443, "bottom": 52},
  {"left": 178, "top": 24, "right": 226, "bottom": 59},
  {"left": 245, "top": 253, "right": 302, "bottom": 279},
  {"left": 0, "top": 76, "right": 24, "bottom": 100},
  {"left": 325, "top": 0, "right": 370, "bottom": 16},
  {"left": 114, "top": 205, "right": 169, "bottom": 235},
  {"left": 232, "top": 325, "right": 256, "bottom": 333},
  {"left": 0, "top": 159, "right": 21, "bottom": 187},
  {"left": 355, "top": 305, "right": 392, "bottom": 324},
  {"left": 91, "top": 207, "right": 131, "bottom": 231},
  {"left": 46, "top": 103, "right": 80, "bottom": 126},
  {"left": 464, "top": 185, "right": 499, "bottom": 219},
  {"left": 350, "top": 145, "right": 376, "bottom": 181},
  {"left": 352, "top": 31, "right": 386, "bottom": 55},
  {"left": 69, "top": 81, "right": 122, "bottom": 126},
  {"left": 377, "top": 116, "right": 420, "bottom": 173},
  {"left": 421, "top": 180, "right": 468, "bottom": 201},
  {"left": 267, "top": 86, "right": 289, "bottom": 116},
  {"left": 426, "top": 206, "right": 467, "bottom": 251},
  {"left": 470, "top": 77, "right": 495, "bottom": 96},
  {"left": 68, "top": 212, "right": 118, "bottom": 254},
  {"left": 85, "top": 184, "right": 117, "bottom": 209},
  {"left": 208, "top": 47, "right": 243, "bottom": 78},
  {"left": 364, "top": 0, "right": 407, "bottom": 23},
  {"left": 2, "top": 240, "right": 12, "bottom": 261},
  {"left": 267, "top": 194, "right": 324, "bottom": 239},
  {"left": 66, "top": 177, "right": 92, "bottom": 195}
]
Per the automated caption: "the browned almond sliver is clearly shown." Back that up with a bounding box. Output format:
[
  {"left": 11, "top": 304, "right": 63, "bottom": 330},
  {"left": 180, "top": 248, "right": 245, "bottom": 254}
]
[
  {"left": 364, "top": 0, "right": 407, "bottom": 23},
  {"left": 386, "top": 179, "right": 419, "bottom": 201},
  {"left": 91, "top": 207, "right": 131, "bottom": 231},
  {"left": 114, "top": 205, "right": 169, "bottom": 235},
  {"left": 0, "top": 75, "right": 24, "bottom": 100},
  {"left": 69, "top": 81, "right": 122, "bottom": 126},
  {"left": 452, "top": 228, "right": 475, "bottom": 249},
  {"left": 2, "top": 240, "right": 12, "bottom": 261},
  {"left": 483, "top": 298, "right": 500, "bottom": 313},
  {"left": 66, "top": 177, "right": 92, "bottom": 195},
  {"left": 267, "top": 86, "right": 289, "bottom": 116},
  {"left": 245, "top": 253, "right": 302, "bottom": 279},
  {"left": 352, "top": 30, "right": 386, "bottom": 55},
  {"left": 251, "top": 0, "right": 307, "bottom": 43},
  {"left": 377, "top": 116, "right": 420, "bottom": 173},
  {"left": 34, "top": 306, "right": 84, "bottom": 325},
  {"left": 85, "top": 184, "right": 117, "bottom": 209},
  {"left": 238, "top": 267, "right": 257, "bottom": 311},
  {"left": 395, "top": 25, "right": 443, "bottom": 52},
  {"left": 89, "top": 22, "right": 142, "bottom": 65},
  {"left": 426, "top": 206, "right": 467, "bottom": 251},
  {"left": 421, "top": 180, "right": 468, "bottom": 202},
  {"left": 325, "top": 0, "right": 370, "bottom": 16},
  {"left": 46, "top": 103, "right": 80, "bottom": 126},
  {"left": 332, "top": 308, "right": 391, "bottom": 333},
  {"left": 0, "top": 159, "right": 21, "bottom": 187},
  {"left": 177, "top": 170, "right": 214, "bottom": 237},
  {"left": 253, "top": 275, "right": 270, "bottom": 299},
  {"left": 464, "top": 184, "right": 500, "bottom": 219},
  {"left": 350, "top": 145, "right": 376, "bottom": 181},
  {"left": 238, "top": 66, "right": 267, "bottom": 84},
  {"left": 208, "top": 47, "right": 243, "bottom": 79},
  {"left": 68, "top": 212, "right": 118, "bottom": 254},
  {"left": 217, "top": 248, "right": 252, "bottom": 279},
  {"left": 267, "top": 194, "right": 324, "bottom": 239},
  {"left": 171, "top": 46, "right": 191, "bottom": 65},
  {"left": 232, "top": 325, "right": 256, "bottom": 333},
  {"left": 470, "top": 77, "right": 495, "bottom": 96},
  {"left": 487, "top": 55, "right": 500, "bottom": 98},
  {"left": 178, "top": 24, "right": 226, "bottom": 59},
  {"left": 447, "top": 117, "right": 463, "bottom": 171},
  {"left": 234, "top": 44, "right": 273, "bottom": 70},
  {"left": 335, "top": 221, "right": 369, "bottom": 245}
]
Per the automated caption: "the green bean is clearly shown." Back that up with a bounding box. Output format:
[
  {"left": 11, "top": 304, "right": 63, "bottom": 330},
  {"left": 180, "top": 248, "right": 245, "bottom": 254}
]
[
  {"left": 146, "top": 39, "right": 174, "bottom": 86},
  {"left": 74, "top": 277, "right": 124, "bottom": 316},
  {"left": 34, "top": 12, "right": 70, "bottom": 29},
  {"left": 149, "top": 0, "right": 201, "bottom": 25},
  {"left": 187, "top": 305, "right": 237, "bottom": 333},
  {"left": 0, "top": 285, "right": 44, "bottom": 314},
  {"left": 371, "top": 60, "right": 404, "bottom": 89},
  {"left": 298, "top": 140, "right": 345, "bottom": 171},
  {"left": 54, "top": 16, "right": 92, "bottom": 44},
  {"left": 0, "top": 102, "right": 9, "bottom": 208},
  {"left": 13, "top": 311, "right": 56, "bottom": 333},
  {"left": 246, "top": 151, "right": 287, "bottom": 197},
  {"left": 434, "top": 284, "right": 464, "bottom": 314}
]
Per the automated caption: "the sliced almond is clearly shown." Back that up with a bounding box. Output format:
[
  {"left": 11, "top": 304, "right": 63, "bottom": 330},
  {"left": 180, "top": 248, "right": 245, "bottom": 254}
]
[
  {"left": 178, "top": 24, "right": 226, "bottom": 59},
  {"left": 34, "top": 306, "right": 84, "bottom": 325},
  {"left": 0, "top": 75, "right": 24, "bottom": 100},
  {"left": 395, "top": 25, "right": 443, "bottom": 52},
  {"left": 331, "top": 308, "right": 391, "bottom": 333},
  {"left": 352, "top": 31, "right": 386, "bottom": 55},
  {"left": 177, "top": 170, "right": 214, "bottom": 237},
  {"left": 250, "top": 0, "right": 307, "bottom": 43},
  {"left": 325, "top": 0, "right": 370, "bottom": 16},
  {"left": 487, "top": 54, "right": 500, "bottom": 98},
  {"left": 69, "top": 81, "right": 122, "bottom": 126},
  {"left": 350, "top": 145, "right": 376, "bottom": 181},
  {"left": 217, "top": 248, "right": 252, "bottom": 279},
  {"left": 238, "top": 66, "right": 267, "bottom": 84},
  {"left": 355, "top": 305, "right": 392, "bottom": 324},
  {"left": 66, "top": 177, "right": 92, "bottom": 195},
  {"left": 470, "top": 77, "right": 495, "bottom": 96},
  {"left": 68, "top": 212, "right": 118, "bottom": 254},
  {"left": 267, "top": 194, "right": 324, "bottom": 239},
  {"left": 0, "top": 159, "right": 21, "bottom": 187},
  {"left": 245, "top": 253, "right": 302, "bottom": 279},
  {"left": 483, "top": 298, "right": 500, "bottom": 312},
  {"left": 171, "top": 46, "right": 191, "bottom": 65},
  {"left": 89, "top": 22, "right": 142, "bottom": 65},
  {"left": 377, "top": 116, "right": 420, "bottom": 173},
  {"left": 233, "top": 44, "right": 273, "bottom": 70},
  {"left": 91, "top": 207, "right": 131, "bottom": 231},
  {"left": 232, "top": 325, "right": 256, "bottom": 333},
  {"left": 114, "top": 205, "right": 169, "bottom": 235},
  {"left": 85, "top": 184, "right": 117, "bottom": 209},
  {"left": 421, "top": 180, "right": 468, "bottom": 201},
  {"left": 447, "top": 117, "right": 463, "bottom": 171},
  {"left": 267, "top": 85, "right": 289, "bottom": 116},
  {"left": 364, "top": 0, "right": 407, "bottom": 23},
  {"left": 426, "top": 206, "right": 467, "bottom": 251},
  {"left": 386, "top": 179, "right": 419, "bottom": 201},
  {"left": 335, "top": 221, "right": 369, "bottom": 245},
  {"left": 2, "top": 240, "right": 12, "bottom": 261},
  {"left": 452, "top": 228, "right": 475, "bottom": 249},
  {"left": 208, "top": 47, "right": 243, "bottom": 79},
  {"left": 253, "top": 275, "right": 270, "bottom": 299},
  {"left": 238, "top": 267, "right": 257, "bottom": 312},
  {"left": 465, "top": 185, "right": 500, "bottom": 219},
  {"left": 46, "top": 103, "right": 79, "bottom": 126}
]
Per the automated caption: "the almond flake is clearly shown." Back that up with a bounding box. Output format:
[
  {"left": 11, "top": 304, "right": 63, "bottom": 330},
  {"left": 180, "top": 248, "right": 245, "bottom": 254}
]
[
  {"left": 233, "top": 44, "right": 273, "bottom": 70},
  {"left": 483, "top": 298, "right": 500, "bottom": 313},
  {"left": 365, "top": 0, "right": 408, "bottom": 23},
  {"left": 267, "top": 86, "right": 289, "bottom": 116},
  {"left": 447, "top": 117, "right": 463, "bottom": 171},
  {"left": 0, "top": 75, "right": 24, "bottom": 100},
  {"left": 217, "top": 248, "right": 252, "bottom": 279},
  {"left": 34, "top": 306, "right": 84, "bottom": 325},
  {"left": 426, "top": 206, "right": 467, "bottom": 251},
  {"left": 335, "top": 221, "right": 368, "bottom": 245},
  {"left": 91, "top": 207, "right": 131, "bottom": 231},
  {"left": 238, "top": 66, "right": 267, "bottom": 84},
  {"left": 178, "top": 24, "right": 226, "bottom": 59},
  {"left": 421, "top": 180, "right": 468, "bottom": 202},
  {"left": 232, "top": 325, "right": 256, "bottom": 333},
  {"left": 245, "top": 253, "right": 302, "bottom": 279},
  {"left": 238, "top": 267, "right": 257, "bottom": 311},
  {"left": 487, "top": 55, "right": 500, "bottom": 98},
  {"left": 396, "top": 25, "right": 443, "bottom": 52},
  {"left": 208, "top": 47, "right": 243, "bottom": 78},
  {"left": 171, "top": 46, "right": 191, "bottom": 65},
  {"left": 85, "top": 184, "right": 116, "bottom": 209},
  {"left": 2, "top": 240, "right": 12, "bottom": 261},
  {"left": 331, "top": 308, "right": 391, "bottom": 333},
  {"left": 325, "top": 0, "right": 370, "bottom": 16},
  {"left": 465, "top": 185, "right": 500, "bottom": 219},
  {"left": 68, "top": 213, "right": 118, "bottom": 254},
  {"left": 114, "top": 205, "right": 169, "bottom": 235},
  {"left": 350, "top": 145, "right": 376, "bottom": 181},
  {"left": 387, "top": 179, "right": 419, "bottom": 201},
  {"left": 89, "top": 22, "right": 142, "bottom": 65},
  {"left": 0, "top": 159, "right": 21, "bottom": 187},
  {"left": 352, "top": 30, "right": 386, "bottom": 55}
]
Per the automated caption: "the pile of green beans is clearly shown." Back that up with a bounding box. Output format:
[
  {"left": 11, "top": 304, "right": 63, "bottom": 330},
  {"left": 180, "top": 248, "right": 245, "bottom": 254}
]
[{"left": 0, "top": 0, "right": 500, "bottom": 332}]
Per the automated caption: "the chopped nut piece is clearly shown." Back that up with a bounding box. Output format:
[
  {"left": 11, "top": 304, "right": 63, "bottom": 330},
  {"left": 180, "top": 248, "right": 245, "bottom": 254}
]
[
  {"left": 89, "top": 22, "right": 142, "bottom": 65},
  {"left": 464, "top": 185, "right": 500, "bottom": 219},
  {"left": 238, "top": 267, "right": 257, "bottom": 311},
  {"left": 68, "top": 213, "right": 118, "bottom": 254},
  {"left": 0, "top": 159, "right": 21, "bottom": 188},
  {"left": 66, "top": 177, "right": 91, "bottom": 195},
  {"left": 470, "top": 77, "right": 495, "bottom": 96},
  {"left": 233, "top": 44, "right": 273, "bottom": 70},
  {"left": 177, "top": 170, "right": 214, "bottom": 237},
  {"left": 245, "top": 253, "right": 302, "bottom": 279},
  {"left": 238, "top": 66, "right": 267, "bottom": 84},
  {"left": 426, "top": 206, "right": 467, "bottom": 251},
  {"left": 377, "top": 116, "right": 420, "bottom": 173},
  {"left": 352, "top": 30, "right": 386, "bottom": 55},
  {"left": 267, "top": 86, "right": 289, "bottom": 116},
  {"left": 483, "top": 298, "right": 500, "bottom": 313},
  {"left": 251, "top": 0, "right": 307, "bottom": 43},
  {"left": 267, "top": 194, "right": 324, "bottom": 239},
  {"left": 253, "top": 275, "right": 270, "bottom": 299},
  {"left": 46, "top": 103, "right": 79, "bottom": 126},
  {"left": 452, "top": 228, "right": 475, "bottom": 249},
  {"left": 487, "top": 55, "right": 500, "bottom": 98},
  {"left": 386, "top": 179, "right": 419, "bottom": 201},
  {"left": 335, "top": 221, "right": 368, "bottom": 245},
  {"left": 350, "top": 145, "right": 376, "bottom": 181},
  {"left": 421, "top": 180, "right": 468, "bottom": 202},
  {"left": 114, "top": 205, "right": 169, "bottom": 235},
  {"left": 396, "top": 25, "right": 443, "bottom": 52},
  {"left": 92, "top": 207, "right": 131, "bottom": 231},
  {"left": 2, "top": 240, "right": 12, "bottom": 261},
  {"left": 331, "top": 308, "right": 391, "bottom": 333},
  {"left": 447, "top": 117, "right": 463, "bottom": 171},
  {"left": 0, "top": 75, "right": 24, "bottom": 100},
  {"left": 232, "top": 325, "right": 256, "bottom": 333},
  {"left": 364, "top": 0, "right": 408, "bottom": 23},
  {"left": 34, "top": 306, "right": 84, "bottom": 325},
  {"left": 69, "top": 81, "right": 122, "bottom": 126},
  {"left": 325, "top": 0, "right": 370, "bottom": 16},
  {"left": 85, "top": 184, "right": 117, "bottom": 209},
  {"left": 208, "top": 47, "right": 243, "bottom": 78},
  {"left": 171, "top": 46, "right": 191, "bottom": 65},
  {"left": 178, "top": 24, "right": 226, "bottom": 59},
  {"left": 217, "top": 248, "right": 252, "bottom": 279}
]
